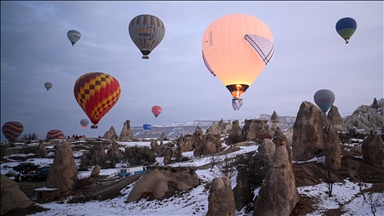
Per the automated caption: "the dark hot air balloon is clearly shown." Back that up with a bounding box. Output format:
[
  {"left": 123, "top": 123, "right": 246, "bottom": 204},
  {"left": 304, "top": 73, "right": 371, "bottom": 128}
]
[
  {"left": 128, "top": 14, "right": 165, "bottom": 59},
  {"left": 314, "top": 89, "right": 335, "bottom": 113},
  {"left": 44, "top": 82, "right": 52, "bottom": 91},
  {"left": 336, "top": 17, "right": 357, "bottom": 44},
  {"left": 74, "top": 72, "right": 121, "bottom": 129},
  {"left": 2, "top": 121, "right": 23, "bottom": 142},
  {"left": 151, "top": 105, "right": 162, "bottom": 118},
  {"left": 80, "top": 119, "right": 89, "bottom": 129},
  {"left": 46, "top": 129, "right": 64, "bottom": 139}
]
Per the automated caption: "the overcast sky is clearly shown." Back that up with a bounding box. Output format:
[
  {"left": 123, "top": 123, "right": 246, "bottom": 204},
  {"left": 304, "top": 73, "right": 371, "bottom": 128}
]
[{"left": 1, "top": 1, "right": 383, "bottom": 141}]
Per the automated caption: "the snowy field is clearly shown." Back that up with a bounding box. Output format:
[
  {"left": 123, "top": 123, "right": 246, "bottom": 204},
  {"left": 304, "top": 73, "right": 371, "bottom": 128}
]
[{"left": 1, "top": 141, "right": 383, "bottom": 216}]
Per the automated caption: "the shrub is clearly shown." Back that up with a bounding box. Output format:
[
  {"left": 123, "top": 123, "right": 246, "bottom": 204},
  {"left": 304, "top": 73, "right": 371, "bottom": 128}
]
[{"left": 122, "top": 145, "right": 156, "bottom": 166}]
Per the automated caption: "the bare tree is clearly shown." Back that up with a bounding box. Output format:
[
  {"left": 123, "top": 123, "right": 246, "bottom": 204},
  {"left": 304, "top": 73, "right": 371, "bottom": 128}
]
[
  {"left": 323, "top": 166, "right": 336, "bottom": 197},
  {"left": 359, "top": 182, "right": 384, "bottom": 216}
]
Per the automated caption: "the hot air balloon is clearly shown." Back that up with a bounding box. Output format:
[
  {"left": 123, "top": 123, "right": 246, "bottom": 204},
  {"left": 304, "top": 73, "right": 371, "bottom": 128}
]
[
  {"left": 151, "top": 105, "right": 162, "bottom": 118},
  {"left": 2, "top": 121, "right": 23, "bottom": 143},
  {"left": 67, "top": 30, "right": 81, "bottom": 46},
  {"left": 44, "top": 82, "right": 52, "bottom": 91},
  {"left": 336, "top": 17, "right": 357, "bottom": 44},
  {"left": 314, "top": 89, "right": 335, "bottom": 113},
  {"left": 202, "top": 14, "right": 274, "bottom": 111},
  {"left": 80, "top": 119, "right": 89, "bottom": 129},
  {"left": 128, "top": 14, "right": 166, "bottom": 59},
  {"left": 74, "top": 72, "right": 121, "bottom": 129},
  {"left": 46, "top": 129, "right": 64, "bottom": 139},
  {"left": 143, "top": 123, "right": 152, "bottom": 131}
]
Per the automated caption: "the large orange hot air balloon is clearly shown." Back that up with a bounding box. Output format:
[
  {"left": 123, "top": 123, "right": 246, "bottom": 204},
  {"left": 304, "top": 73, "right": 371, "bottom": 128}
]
[
  {"left": 74, "top": 72, "right": 121, "bottom": 129},
  {"left": 151, "top": 105, "right": 162, "bottom": 118},
  {"left": 202, "top": 14, "right": 274, "bottom": 111}
]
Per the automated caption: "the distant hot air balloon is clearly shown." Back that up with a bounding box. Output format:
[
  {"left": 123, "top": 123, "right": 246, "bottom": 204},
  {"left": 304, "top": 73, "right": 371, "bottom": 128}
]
[
  {"left": 80, "top": 119, "right": 89, "bottom": 129},
  {"left": 67, "top": 30, "right": 81, "bottom": 46},
  {"left": 128, "top": 14, "right": 166, "bottom": 59},
  {"left": 151, "top": 105, "right": 162, "bottom": 118},
  {"left": 74, "top": 72, "right": 121, "bottom": 129},
  {"left": 46, "top": 129, "right": 64, "bottom": 139},
  {"left": 2, "top": 121, "right": 23, "bottom": 143},
  {"left": 336, "top": 17, "right": 357, "bottom": 44},
  {"left": 143, "top": 123, "right": 152, "bottom": 131},
  {"left": 44, "top": 82, "right": 52, "bottom": 91},
  {"left": 202, "top": 14, "right": 274, "bottom": 111},
  {"left": 314, "top": 89, "right": 335, "bottom": 113}
]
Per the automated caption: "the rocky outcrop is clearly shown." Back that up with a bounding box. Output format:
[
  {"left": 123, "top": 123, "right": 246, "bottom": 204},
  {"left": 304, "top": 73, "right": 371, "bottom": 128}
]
[
  {"left": 243, "top": 119, "right": 273, "bottom": 143},
  {"left": 1, "top": 175, "right": 32, "bottom": 215},
  {"left": 150, "top": 140, "right": 158, "bottom": 155},
  {"left": 91, "top": 146, "right": 107, "bottom": 165},
  {"left": 204, "top": 134, "right": 221, "bottom": 155},
  {"left": 119, "top": 120, "right": 134, "bottom": 141},
  {"left": 37, "top": 140, "right": 47, "bottom": 158},
  {"left": 207, "top": 121, "right": 220, "bottom": 135},
  {"left": 362, "top": 131, "right": 384, "bottom": 167},
  {"left": 107, "top": 142, "right": 122, "bottom": 159},
  {"left": 163, "top": 145, "right": 173, "bottom": 165},
  {"left": 292, "top": 101, "right": 330, "bottom": 161},
  {"left": 46, "top": 141, "right": 77, "bottom": 196},
  {"left": 90, "top": 165, "right": 100, "bottom": 177},
  {"left": 233, "top": 165, "right": 252, "bottom": 211},
  {"left": 103, "top": 126, "right": 118, "bottom": 140},
  {"left": 177, "top": 134, "right": 194, "bottom": 153},
  {"left": 327, "top": 105, "right": 345, "bottom": 131},
  {"left": 248, "top": 138, "right": 275, "bottom": 188},
  {"left": 227, "top": 120, "right": 243, "bottom": 145},
  {"left": 253, "top": 127, "right": 300, "bottom": 216},
  {"left": 323, "top": 125, "right": 341, "bottom": 170},
  {"left": 218, "top": 119, "right": 232, "bottom": 135},
  {"left": 193, "top": 126, "right": 205, "bottom": 157},
  {"left": 207, "top": 177, "right": 236, "bottom": 216},
  {"left": 271, "top": 111, "right": 280, "bottom": 132},
  {"left": 160, "top": 132, "right": 167, "bottom": 141},
  {"left": 125, "top": 166, "right": 199, "bottom": 202}
]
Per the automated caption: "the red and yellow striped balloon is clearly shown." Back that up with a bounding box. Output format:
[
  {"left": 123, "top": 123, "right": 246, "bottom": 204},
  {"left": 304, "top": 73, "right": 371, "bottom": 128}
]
[
  {"left": 74, "top": 72, "right": 121, "bottom": 128},
  {"left": 2, "top": 121, "right": 24, "bottom": 142},
  {"left": 46, "top": 129, "right": 64, "bottom": 139}
]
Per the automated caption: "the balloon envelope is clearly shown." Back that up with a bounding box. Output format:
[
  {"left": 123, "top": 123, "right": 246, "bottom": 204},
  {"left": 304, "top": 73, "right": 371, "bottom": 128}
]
[
  {"left": 202, "top": 14, "right": 274, "bottom": 109},
  {"left": 129, "top": 14, "right": 166, "bottom": 59},
  {"left": 335, "top": 17, "right": 357, "bottom": 44},
  {"left": 80, "top": 119, "right": 90, "bottom": 129},
  {"left": 151, "top": 105, "right": 162, "bottom": 118},
  {"left": 67, "top": 30, "right": 81, "bottom": 46},
  {"left": 46, "top": 129, "right": 64, "bottom": 139},
  {"left": 2, "top": 121, "right": 23, "bottom": 142},
  {"left": 314, "top": 89, "right": 335, "bottom": 113},
  {"left": 44, "top": 82, "right": 52, "bottom": 91},
  {"left": 143, "top": 123, "right": 152, "bottom": 131},
  {"left": 74, "top": 72, "right": 121, "bottom": 129}
]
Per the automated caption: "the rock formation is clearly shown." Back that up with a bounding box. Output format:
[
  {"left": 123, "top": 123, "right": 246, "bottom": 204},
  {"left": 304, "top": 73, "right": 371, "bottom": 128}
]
[
  {"left": 46, "top": 141, "right": 77, "bottom": 196},
  {"left": 204, "top": 134, "right": 221, "bottom": 155},
  {"left": 107, "top": 142, "right": 122, "bottom": 159},
  {"left": 292, "top": 101, "right": 330, "bottom": 161},
  {"left": 271, "top": 111, "right": 280, "bottom": 132},
  {"left": 119, "top": 120, "right": 134, "bottom": 141},
  {"left": 243, "top": 119, "right": 273, "bottom": 143},
  {"left": 103, "top": 126, "right": 118, "bottom": 140},
  {"left": 150, "top": 139, "right": 158, "bottom": 155},
  {"left": 207, "top": 177, "right": 236, "bottom": 216},
  {"left": 193, "top": 126, "right": 205, "bottom": 157},
  {"left": 248, "top": 138, "right": 275, "bottom": 188},
  {"left": 233, "top": 164, "right": 252, "bottom": 211},
  {"left": 253, "top": 127, "right": 300, "bottom": 215},
  {"left": 160, "top": 132, "right": 167, "bottom": 141},
  {"left": 163, "top": 145, "right": 173, "bottom": 165},
  {"left": 323, "top": 125, "right": 341, "bottom": 170},
  {"left": 327, "top": 105, "right": 345, "bottom": 131},
  {"left": 90, "top": 165, "right": 100, "bottom": 177},
  {"left": 207, "top": 121, "right": 220, "bottom": 135},
  {"left": 1, "top": 175, "right": 32, "bottom": 215},
  {"left": 125, "top": 166, "right": 199, "bottom": 202},
  {"left": 37, "top": 140, "right": 48, "bottom": 158},
  {"left": 91, "top": 146, "right": 107, "bottom": 165},
  {"left": 227, "top": 120, "right": 243, "bottom": 145},
  {"left": 362, "top": 131, "right": 384, "bottom": 167}
]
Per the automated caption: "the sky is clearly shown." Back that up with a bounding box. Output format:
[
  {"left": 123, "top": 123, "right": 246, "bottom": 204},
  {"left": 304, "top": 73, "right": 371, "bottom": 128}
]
[
  {"left": 1, "top": 1, "right": 383, "bottom": 141},
  {"left": 1, "top": 140, "right": 383, "bottom": 215}
]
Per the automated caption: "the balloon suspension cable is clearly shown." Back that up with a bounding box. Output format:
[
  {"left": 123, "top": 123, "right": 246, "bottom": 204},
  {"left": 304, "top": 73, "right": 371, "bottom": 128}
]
[{"left": 232, "top": 98, "right": 243, "bottom": 111}]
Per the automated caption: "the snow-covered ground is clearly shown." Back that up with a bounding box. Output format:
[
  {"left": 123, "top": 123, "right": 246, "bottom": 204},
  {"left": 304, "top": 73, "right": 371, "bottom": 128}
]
[{"left": 1, "top": 141, "right": 383, "bottom": 216}]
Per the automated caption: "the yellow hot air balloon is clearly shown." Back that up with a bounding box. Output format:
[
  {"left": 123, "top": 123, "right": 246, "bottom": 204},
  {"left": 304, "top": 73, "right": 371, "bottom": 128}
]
[{"left": 202, "top": 14, "right": 274, "bottom": 110}]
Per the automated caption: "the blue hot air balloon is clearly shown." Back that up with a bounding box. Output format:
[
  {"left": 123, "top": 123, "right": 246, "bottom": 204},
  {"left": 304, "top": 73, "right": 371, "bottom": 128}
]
[
  {"left": 143, "top": 123, "right": 152, "bottom": 131},
  {"left": 314, "top": 89, "right": 335, "bottom": 113},
  {"left": 336, "top": 17, "right": 357, "bottom": 44}
]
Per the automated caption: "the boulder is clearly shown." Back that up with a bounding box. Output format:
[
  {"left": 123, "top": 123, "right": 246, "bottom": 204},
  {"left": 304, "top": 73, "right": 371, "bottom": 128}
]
[
  {"left": 46, "top": 141, "right": 77, "bottom": 196},
  {"left": 119, "top": 120, "right": 134, "bottom": 141},
  {"left": 253, "top": 127, "right": 300, "bottom": 216},
  {"left": 362, "top": 131, "right": 384, "bottom": 167},
  {"left": 292, "top": 101, "right": 330, "bottom": 161},
  {"left": 103, "top": 126, "right": 118, "bottom": 140},
  {"left": 323, "top": 125, "right": 341, "bottom": 170},
  {"left": 1, "top": 175, "right": 32, "bottom": 215},
  {"left": 207, "top": 177, "right": 236, "bottom": 216},
  {"left": 125, "top": 166, "right": 199, "bottom": 202},
  {"left": 90, "top": 165, "right": 100, "bottom": 177},
  {"left": 227, "top": 120, "right": 243, "bottom": 145}
]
